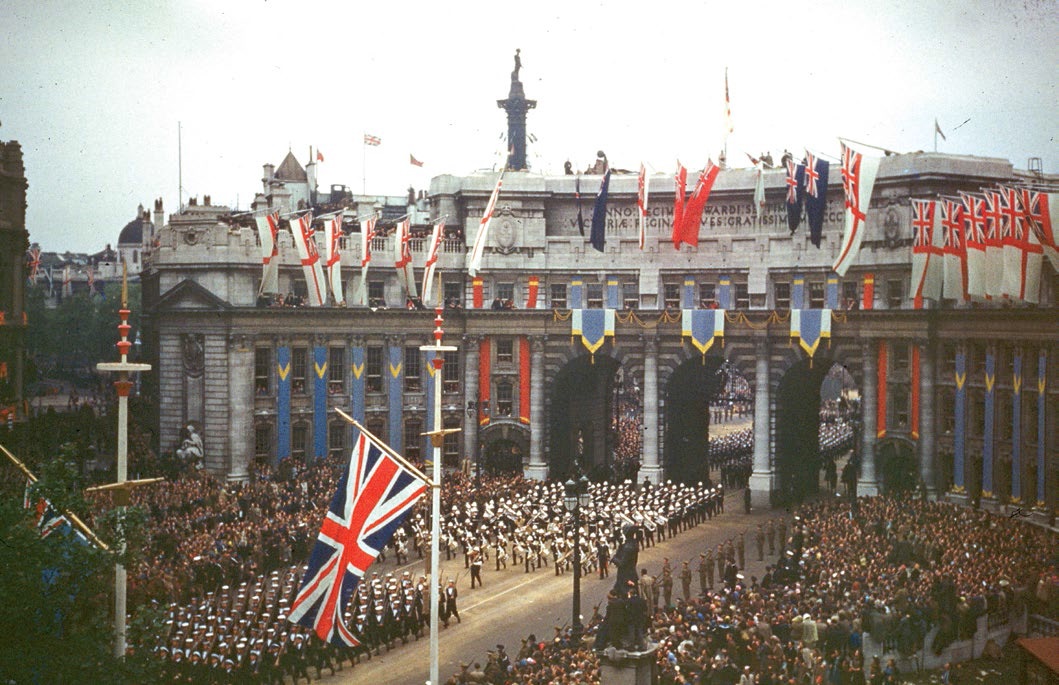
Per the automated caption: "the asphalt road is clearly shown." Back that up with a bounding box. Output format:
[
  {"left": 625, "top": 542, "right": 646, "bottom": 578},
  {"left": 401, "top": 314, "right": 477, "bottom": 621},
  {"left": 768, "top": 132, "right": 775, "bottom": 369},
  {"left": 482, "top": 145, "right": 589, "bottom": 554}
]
[{"left": 326, "top": 484, "right": 789, "bottom": 685}]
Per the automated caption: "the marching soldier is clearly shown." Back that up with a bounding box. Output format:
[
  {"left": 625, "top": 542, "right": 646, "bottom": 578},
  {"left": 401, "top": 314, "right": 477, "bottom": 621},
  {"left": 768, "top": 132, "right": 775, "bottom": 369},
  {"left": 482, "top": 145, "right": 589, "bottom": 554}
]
[
  {"left": 660, "top": 557, "right": 674, "bottom": 608},
  {"left": 698, "top": 552, "right": 711, "bottom": 594},
  {"left": 766, "top": 518, "right": 776, "bottom": 555},
  {"left": 755, "top": 523, "right": 765, "bottom": 561},
  {"left": 470, "top": 548, "right": 483, "bottom": 589},
  {"left": 679, "top": 560, "right": 692, "bottom": 603}
]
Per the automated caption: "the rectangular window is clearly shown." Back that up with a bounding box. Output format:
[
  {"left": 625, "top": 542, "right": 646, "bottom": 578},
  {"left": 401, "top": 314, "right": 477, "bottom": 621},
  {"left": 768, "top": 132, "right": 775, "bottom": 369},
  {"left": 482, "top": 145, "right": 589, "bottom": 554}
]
[
  {"left": 699, "top": 282, "right": 716, "bottom": 308},
  {"left": 942, "top": 344, "right": 956, "bottom": 376},
  {"left": 496, "top": 339, "right": 514, "bottom": 365},
  {"left": 368, "top": 280, "right": 385, "bottom": 306},
  {"left": 292, "top": 347, "right": 307, "bottom": 395},
  {"left": 404, "top": 420, "right": 422, "bottom": 461},
  {"left": 404, "top": 347, "right": 422, "bottom": 392},
  {"left": 663, "top": 282, "right": 681, "bottom": 309},
  {"left": 886, "top": 279, "right": 904, "bottom": 309},
  {"left": 891, "top": 342, "right": 910, "bottom": 377},
  {"left": 809, "top": 281, "right": 825, "bottom": 309},
  {"left": 255, "top": 423, "right": 273, "bottom": 461},
  {"left": 774, "top": 282, "right": 791, "bottom": 310},
  {"left": 443, "top": 420, "right": 460, "bottom": 468},
  {"left": 444, "top": 280, "right": 462, "bottom": 304},
  {"left": 842, "top": 281, "right": 859, "bottom": 310},
  {"left": 443, "top": 350, "right": 460, "bottom": 393},
  {"left": 328, "top": 422, "right": 346, "bottom": 458},
  {"left": 255, "top": 347, "right": 271, "bottom": 396},
  {"left": 585, "top": 283, "right": 604, "bottom": 309},
  {"left": 292, "top": 424, "right": 308, "bottom": 461},
  {"left": 496, "top": 382, "right": 513, "bottom": 417},
  {"left": 623, "top": 282, "right": 639, "bottom": 310},
  {"left": 329, "top": 346, "right": 346, "bottom": 394},
  {"left": 734, "top": 283, "right": 750, "bottom": 309},
  {"left": 496, "top": 282, "right": 514, "bottom": 304},
  {"left": 550, "top": 283, "right": 567, "bottom": 309},
  {"left": 893, "top": 389, "right": 909, "bottom": 428},
  {"left": 366, "top": 346, "right": 383, "bottom": 393}
]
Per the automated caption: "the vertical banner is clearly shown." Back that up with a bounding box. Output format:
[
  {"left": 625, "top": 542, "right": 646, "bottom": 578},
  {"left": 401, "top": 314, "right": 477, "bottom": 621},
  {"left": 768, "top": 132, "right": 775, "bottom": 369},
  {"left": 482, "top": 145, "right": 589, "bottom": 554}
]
[
  {"left": 826, "top": 274, "right": 839, "bottom": 310},
  {"left": 519, "top": 337, "right": 531, "bottom": 424},
  {"left": 277, "top": 345, "right": 292, "bottom": 462},
  {"left": 570, "top": 279, "right": 584, "bottom": 310},
  {"left": 877, "top": 341, "right": 888, "bottom": 438},
  {"left": 472, "top": 277, "right": 484, "bottom": 309},
  {"left": 792, "top": 275, "right": 806, "bottom": 310},
  {"left": 388, "top": 343, "right": 403, "bottom": 450},
  {"left": 608, "top": 279, "right": 621, "bottom": 309},
  {"left": 862, "top": 273, "right": 875, "bottom": 310},
  {"left": 681, "top": 278, "right": 695, "bottom": 309},
  {"left": 313, "top": 346, "right": 328, "bottom": 460},
  {"left": 351, "top": 344, "right": 365, "bottom": 424},
  {"left": 911, "top": 346, "right": 921, "bottom": 440},
  {"left": 479, "top": 338, "right": 491, "bottom": 425},
  {"left": 717, "top": 276, "right": 732, "bottom": 310},
  {"left": 982, "top": 347, "right": 995, "bottom": 498},
  {"left": 954, "top": 347, "right": 966, "bottom": 492},
  {"left": 1011, "top": 349, "right": 1022, "bottom": 503},
  {"left": 424, "top": 349, "right": 437, "bottom": 459},
  {"left": 526, "top": 276, "right": 539, "bottom": 309},
  {"left": 1037, "top": 349, "right": 1047, "bottom": 506}
]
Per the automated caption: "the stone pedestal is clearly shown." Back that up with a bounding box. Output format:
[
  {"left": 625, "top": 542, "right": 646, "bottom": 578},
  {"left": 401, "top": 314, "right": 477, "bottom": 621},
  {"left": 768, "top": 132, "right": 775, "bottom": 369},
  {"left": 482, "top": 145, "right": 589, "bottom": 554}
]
[
  {"left": 598, "top": 644, "right": 658, "bottom": 685},
  {"left": 523, "top": 463, "right": 549, "bottom": 481},
  {"left": 748, "top": 472, "right": 774, "bottom": 508},
  {"left": 638, "top": 465, "right": 663, "bottom": 486}
]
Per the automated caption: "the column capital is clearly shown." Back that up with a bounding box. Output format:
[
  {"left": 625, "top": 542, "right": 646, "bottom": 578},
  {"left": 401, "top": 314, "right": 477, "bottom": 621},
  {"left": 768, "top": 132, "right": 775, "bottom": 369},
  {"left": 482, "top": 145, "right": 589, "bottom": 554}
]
[
  {"left": 640, "top": 334, "right": 658, "bottom": 354},
  {"left": 351, "top": 335, "right": 366, "bottom": 347},
  {"left": 530, "top": 335, "right": 546, "bottom": 352},
  {"left": 463, "top": 334, "right": 484, "bottom": 346},
  {"left": 386, "top": 334, "right": 406, "bottom": 347}
]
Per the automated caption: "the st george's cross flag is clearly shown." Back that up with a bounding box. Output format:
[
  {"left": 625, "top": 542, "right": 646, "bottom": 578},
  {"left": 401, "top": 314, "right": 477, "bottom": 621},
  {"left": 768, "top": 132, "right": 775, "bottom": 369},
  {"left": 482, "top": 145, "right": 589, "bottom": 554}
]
[
  {"left": 255, "top": 211, "right": 281, "bottom": 295},
  {"left": 358, "top": 216, "right": 377, "bottom": 306},
  {"left": 832, "top": 142, "right": 881, "bottom": 276},
  {"left": 325, "top": 213, "right": 345, "bottom": 306},
  {"left": 290, "top": 212, "right": 327, "bottom": 306},
  {"left": 421, "top": 220, "right": 444, "bottom": 302},
  {"left": 289, "top": 429, "right": 427, "bottom": 646},
  {"left": 468, "top": 171, "right": 504, "bottom": 277},
  {"left": 393, "top": 218, "right": 418, "bottom": 297},
  {"left": 637, "top": 163, "right": 649, "bottom": 250}
]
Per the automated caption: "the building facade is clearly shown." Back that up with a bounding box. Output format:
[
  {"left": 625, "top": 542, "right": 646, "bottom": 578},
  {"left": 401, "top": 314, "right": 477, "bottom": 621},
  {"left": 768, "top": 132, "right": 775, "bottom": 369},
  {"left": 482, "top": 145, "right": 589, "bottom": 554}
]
[
  {"left": 142, "top": 147, "right": 1058, "bottom": 518},
  {"left": 0, "top": 140, "right": 29, "bottom": 418}
]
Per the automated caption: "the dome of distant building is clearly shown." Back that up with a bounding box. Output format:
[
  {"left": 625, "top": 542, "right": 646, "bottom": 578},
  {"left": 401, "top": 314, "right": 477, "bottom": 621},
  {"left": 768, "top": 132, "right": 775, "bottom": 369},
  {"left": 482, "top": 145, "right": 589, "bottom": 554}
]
[{"left": 119, "top": 204, "right": 148, "bottom": 245}]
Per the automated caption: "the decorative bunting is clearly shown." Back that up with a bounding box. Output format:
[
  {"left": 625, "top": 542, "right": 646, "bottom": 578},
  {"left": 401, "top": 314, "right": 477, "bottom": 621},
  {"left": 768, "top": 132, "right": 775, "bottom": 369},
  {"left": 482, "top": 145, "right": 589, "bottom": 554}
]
[
  {"left": 277, "top": 345, "right": 292, "bottom": 462},
  {"left": 571, "top": 309, "right": 616, "bottom": 360},
  {"left": 1011, "top": 348, "right": 1022, "bottom": 503},
  {"left": 519, "top": 337, "right": 531, "bottom": 424},
  {"left": 681, "top": 309, "right": 725, "bottom": 359},
  {"left": 833, "top": 143, "right": 881, "bottom": 276},
  {"left": 358, "top": 216, "right": 377, "bottom": 306},
  {"left": 290, "top": 212, "right": 327, "bottom": 306},
  {"left": 313, "top": 346, "right": 328, "bottom": 459},
  {"left": 982, "top": 347, "right": 995, "bottom": 498},
  {"left": 526, "top": 276, "right": 539, "bottom": 309},
  {"left": 472, "top": 277, "right": 484, "bottom": 309},
  {"left": 325, "top": 213, "right": 345, "bottom": 306},
  {"left": 255, "top": 211, "right": 281, "bottom": 295},
  {"left": 1037, "top": 349, "right": 1047, "bottom": 506},
  {"left": 911, "top": 346, "right": 921, "bottom": 440},
  {"left": 789, "top": 309, "right": 831, "bottom": 361},
  {"left": 953, "top": 346, "right": 966, "bottom": 493},
  {"left": 877, "top": 341, "right": 888, "bottom": 438},
  {"left": 388, "top": 344, "right": 403, "bottom": 449},
  {"left": 862, "top": 273, "right": 874, "bottom": 310},
  {"left": 351, "top": 345, "right": 365, "bottom": 424},
  {"left": 479, "top": 338, "right": 491, "bottom": 425}
]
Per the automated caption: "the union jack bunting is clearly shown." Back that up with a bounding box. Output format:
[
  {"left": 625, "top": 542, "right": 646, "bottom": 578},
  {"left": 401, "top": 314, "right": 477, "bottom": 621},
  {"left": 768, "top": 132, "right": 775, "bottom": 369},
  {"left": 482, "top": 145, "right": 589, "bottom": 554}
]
[
  {"left": 941, "top": 199, "right": 967, "bottom": 301},
  {"left": 26, "top": 247, "right": 41, "bottom": 281},
  {"left": 288, "top": 430, "right": 427, "bottom": 646},
  {"left": 961, "top": 193, "right": 989, "bottom": 299},
  {"left": 910, "top": 198, "right": 941, "bottom": 304},
  {"left": 804, "top": 151, "right": 821, "bottom": 198},
  {"left": 363, "top": 134, "right": 381, "bottom": 146},
  {"left": 1019, "top": 187, "right": 1059, "bottom": 269},
  {"left": 24, "top": 480, "right": 88, "bottom": 543}
]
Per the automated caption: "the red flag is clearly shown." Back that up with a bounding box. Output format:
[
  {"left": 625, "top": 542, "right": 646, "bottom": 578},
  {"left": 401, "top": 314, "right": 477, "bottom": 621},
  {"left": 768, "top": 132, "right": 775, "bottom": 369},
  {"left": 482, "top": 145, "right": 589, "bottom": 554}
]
[
  {"left": 410, "top": 154, "right": 424, "bottom": 167},
  {"left": 680, "top": 161, "right": 720, "bottom": 248},
  {"left": 316, "top": 150, "right": 325, "bottom": 162},
  {"left": 671, "top": 162, "right": 687, "bottom": 249},
  {"left": 862, "top": 273, "right": 874, "bottom": 310}
]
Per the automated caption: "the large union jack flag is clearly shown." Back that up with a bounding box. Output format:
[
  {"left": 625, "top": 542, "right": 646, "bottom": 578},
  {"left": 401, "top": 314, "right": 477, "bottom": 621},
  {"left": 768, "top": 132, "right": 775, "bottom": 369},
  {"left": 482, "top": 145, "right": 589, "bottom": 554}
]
[{"left": 288, "top": 430, "right": 427, "bottom": 645}]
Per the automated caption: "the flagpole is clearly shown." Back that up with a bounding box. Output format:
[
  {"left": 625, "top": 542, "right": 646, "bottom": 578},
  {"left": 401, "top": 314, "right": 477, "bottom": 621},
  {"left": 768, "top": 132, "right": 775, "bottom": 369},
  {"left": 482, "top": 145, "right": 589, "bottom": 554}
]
[
  {"left": 420, "top": 290, "right": 457, "bottom": 685},
  {"left": 333, "top": 409, "right": 434, "bottom": 486},
  {"left": 362, "top": 138, "right": 367, "bottom": 195}
]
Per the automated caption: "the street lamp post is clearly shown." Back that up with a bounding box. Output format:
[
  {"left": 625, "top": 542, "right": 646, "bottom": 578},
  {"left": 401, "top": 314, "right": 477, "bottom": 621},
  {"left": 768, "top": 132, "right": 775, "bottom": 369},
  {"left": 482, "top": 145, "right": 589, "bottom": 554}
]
[{"left": 563, "top": 473, "right": 591, "bottom": 646}]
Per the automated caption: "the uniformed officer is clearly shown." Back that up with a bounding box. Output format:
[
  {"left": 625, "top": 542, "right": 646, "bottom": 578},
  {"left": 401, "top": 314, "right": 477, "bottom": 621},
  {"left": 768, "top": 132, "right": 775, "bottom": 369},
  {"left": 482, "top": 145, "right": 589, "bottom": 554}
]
[
  {"left": 679, "top": 561, "right": 692, "bottom": 603},
  {"left": 755, "top": 523, "right": 765, "bottom": 561}
]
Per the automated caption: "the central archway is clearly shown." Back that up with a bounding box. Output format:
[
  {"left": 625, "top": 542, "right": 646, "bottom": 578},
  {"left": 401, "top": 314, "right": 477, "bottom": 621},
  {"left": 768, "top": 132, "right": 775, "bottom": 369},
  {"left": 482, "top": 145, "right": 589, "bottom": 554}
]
[
  {"left": 548, "top": 354, "right": 621, "bottom": 481},
  {"left": 664, "top": 355, "right": 725, "bottom": 484}
]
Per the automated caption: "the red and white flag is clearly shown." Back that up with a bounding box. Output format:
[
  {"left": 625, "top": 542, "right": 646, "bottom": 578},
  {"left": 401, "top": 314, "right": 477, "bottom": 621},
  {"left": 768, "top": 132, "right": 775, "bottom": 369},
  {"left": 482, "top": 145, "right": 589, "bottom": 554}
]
[
  {"left": 421, "top": 220, "right": 444, "bottom": 302},
  {"left": 909, "top": 199, "right": 942, "bottom": 305},
  {"left": 1021, "top": 188, "right": 1059, "bottom": 270},
  {"left": 981, "top": 190, "right": 1006, "bottom": 299},
  {"left": 363, "top": 134, "right": 381, "bottom": 146},
  {"left": 26, "top": 247, "right": 41, "bottom": 281},
  {"left": 409, "top": 154, "right": 424, "bottom": 167},
  {"left": 61, "top": 265, "right": 72, "bottom": 297},
  {"left": 358, "top": 216, "right": 377, "bottom": 306},
  {"left": 393, "top": 218, "right": 417, "bottom": 298},
  {"left": 671, "top": 162, "right": 687, "bottom": 249},
  {"left": 1006, "top": 187, "right": 1043, "bottom": 303},
  {"left": 940, "top": 199, "right": 967, "bottom": 301},
  {"left": 468, "top": 172, "right": 504, "bottom": 277},
  {"left": 960, "top": 193, "right": 989, "bottom": 300},
  {"left": 999, "top": 186, "right": 1026, "bottom": 299},
  {"left": 325, "top": 213, "right": 345, "bottom": 305},
  {"left": 255, "top": 211, "right": 281, "bottom": 295},
  {"left": 290, "top": 212, "right": 327, "bottom": 306},
  {"left": 832, "top": 142, "right": 881, "bottom": 276},
  {"left": 316, "top": 149, "right": 325, "bottom": 162},
  {"left": 680, "top": 161, "right": 720, "bottom": 248},
  {"left": 637, "top": 163, "right": 649, "bottom": 250},
  {"left": 724, "top": 67, "right": 733, "bottom": 135}
]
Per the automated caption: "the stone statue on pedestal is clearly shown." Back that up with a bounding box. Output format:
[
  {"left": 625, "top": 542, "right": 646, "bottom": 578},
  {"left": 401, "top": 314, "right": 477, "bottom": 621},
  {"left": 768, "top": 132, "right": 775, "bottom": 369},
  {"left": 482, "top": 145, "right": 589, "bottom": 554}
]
[{"left": 610, "top": 524, "right": 639, "bottom": 593}]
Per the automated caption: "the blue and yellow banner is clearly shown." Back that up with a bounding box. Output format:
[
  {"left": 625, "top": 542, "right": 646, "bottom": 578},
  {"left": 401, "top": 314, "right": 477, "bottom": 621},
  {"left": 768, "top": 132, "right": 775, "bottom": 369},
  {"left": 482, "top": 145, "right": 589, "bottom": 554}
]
[
  {"left": 682, "top": 278, "right": 696, "bottom": 309},
  {"left": 571, "top": 309, "right": 615, "bottom": 360},
  {"left": 313, "top": 346, "right": 327, "bottom": 460},
  {"left": 424, "top": 349, "right": 436, "bottom": 458},
  {"left": 681, "top": 309, "right": 724, "bottom": 358},
  {"left": 717, "top": 276, "right": 732, "bottom": 310},
  {"left": 606, "top": 279, "right": 620, "bottom": 309},
  {"left": 277, "top": 345, "right": 291, "bottom": 462},
  {"left": 982, "top": 347, "right": 995, "bottom": 497},
  {"left": 1011, "top": 349, "right": 1022, "bottom": 502},
  {"left": 570, "top": 279, "right": 583, "bottom": 310},
  {"left": 792, "top": 275, "right": 805, "bottom": 310},
  {"left": 1037, "top": 349, "right": 1047, "bottom": 506},
  {"left": 826, "top": 274, "right": 839, "bottom": 310},
  {"left": 388, "top": 343, "right": 403, "bottom": 449},
  {"left": 351, "top": 345, "right": 365, "bottom": 424},
  {"left": 953, "top": 346, "right": 966, "bottom": 492},
  {"left": 790, "top": 309, "right": 831, "bottom": 360}
]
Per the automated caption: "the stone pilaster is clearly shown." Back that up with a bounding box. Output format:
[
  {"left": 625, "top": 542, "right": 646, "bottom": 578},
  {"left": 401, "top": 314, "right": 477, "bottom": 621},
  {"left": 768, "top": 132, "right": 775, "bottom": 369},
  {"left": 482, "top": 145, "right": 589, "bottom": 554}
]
[
  {"left": 640, "top": 337, "right": 661, "bottom": 484},
  {"left": 227, "top": 335, "right": 253, "bottom": 480},
  {"left": 858, "top": 339, "right": 879, "bottom": 496},
  {"left": 749, "top": 340, "right": 773, "bottom": 507},
  {"left": 525, "top": 336, "right": 548, "bottom": 480},
  {"left": 918, "top": 339, "right": 936, "bottom": 496}
]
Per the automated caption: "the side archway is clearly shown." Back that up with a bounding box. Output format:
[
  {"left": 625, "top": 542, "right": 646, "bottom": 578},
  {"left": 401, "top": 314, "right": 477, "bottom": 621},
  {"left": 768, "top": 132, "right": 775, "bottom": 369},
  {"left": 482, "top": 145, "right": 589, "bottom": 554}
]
[
  {"left": 547, "top": 353, "right": 622, "bottom": 481},
  {"left": 663, "top": 355, "right": 726, "bottom": 484}
]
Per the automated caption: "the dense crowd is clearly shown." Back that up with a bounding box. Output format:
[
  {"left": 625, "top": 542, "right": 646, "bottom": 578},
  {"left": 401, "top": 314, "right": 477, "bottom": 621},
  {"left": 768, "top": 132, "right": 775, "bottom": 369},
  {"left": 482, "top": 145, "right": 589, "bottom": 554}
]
[{"left": 445, "top": 496, "right": 1056, "bottom": 685}]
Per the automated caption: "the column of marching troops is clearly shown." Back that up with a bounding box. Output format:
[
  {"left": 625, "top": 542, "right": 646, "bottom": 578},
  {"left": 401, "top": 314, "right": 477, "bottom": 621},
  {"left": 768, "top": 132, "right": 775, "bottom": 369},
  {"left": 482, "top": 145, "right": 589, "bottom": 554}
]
[{"left": 152, "top": 478, "right": 728, "bottom": 682}]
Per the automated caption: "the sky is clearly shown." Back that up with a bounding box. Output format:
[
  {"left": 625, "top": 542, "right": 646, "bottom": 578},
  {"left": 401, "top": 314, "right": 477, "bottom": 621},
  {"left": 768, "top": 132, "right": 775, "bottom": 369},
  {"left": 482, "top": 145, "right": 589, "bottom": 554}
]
[{"left": 1, "top": 0, "right": 1056, "bottom": 253}]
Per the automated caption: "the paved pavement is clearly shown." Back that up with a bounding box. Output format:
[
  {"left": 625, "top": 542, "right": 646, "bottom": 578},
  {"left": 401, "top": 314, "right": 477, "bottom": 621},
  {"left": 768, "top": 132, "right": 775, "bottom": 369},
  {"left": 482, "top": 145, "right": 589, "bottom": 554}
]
[{"left": 325, "top": 485, "right": 793, "bottom": 685}]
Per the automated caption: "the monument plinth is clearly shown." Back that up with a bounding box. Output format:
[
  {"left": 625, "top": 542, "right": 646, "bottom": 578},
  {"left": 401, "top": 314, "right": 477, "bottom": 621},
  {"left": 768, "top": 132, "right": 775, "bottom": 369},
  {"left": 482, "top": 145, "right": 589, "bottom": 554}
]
[
  {"left": 598, "top": 644, "right": 659, "bottom": 685},
  {"left": 496, "top": 49, "right": 536, "bottom": 171}
]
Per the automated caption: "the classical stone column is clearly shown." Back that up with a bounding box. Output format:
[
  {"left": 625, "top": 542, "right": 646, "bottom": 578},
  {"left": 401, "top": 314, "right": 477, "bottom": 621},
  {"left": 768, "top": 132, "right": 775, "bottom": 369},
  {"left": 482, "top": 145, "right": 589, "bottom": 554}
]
[
  {"left": 640, "top": 337, "right": 662, "bottom": 484},
  {"left": 858, "top": 339, "right": 879, "bottom": 496},
  {"left": 525, "top": 336, "right": 548, "bottom": 480},
  {"left": 748, "top": 340, "right": 773, "bottom": 507},
  {"left": 918, "top": 339, "right": 936, "bottom": 497},
  {"left": 227, "top": 335, "right": 253, "bottom": 480},
  {"left": 463, "top": 336, "right": 480, "bottom": 475}
]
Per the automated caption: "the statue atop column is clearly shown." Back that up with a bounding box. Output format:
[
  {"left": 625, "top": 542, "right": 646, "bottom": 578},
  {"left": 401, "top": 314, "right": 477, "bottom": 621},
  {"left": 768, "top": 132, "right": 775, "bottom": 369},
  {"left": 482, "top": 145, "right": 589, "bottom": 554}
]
[
  {"left": 497, "top": 49, "right": 536, "bottom": 171},
  {"left": 511, "top": 48, "right": 521, "bottom": 82}
]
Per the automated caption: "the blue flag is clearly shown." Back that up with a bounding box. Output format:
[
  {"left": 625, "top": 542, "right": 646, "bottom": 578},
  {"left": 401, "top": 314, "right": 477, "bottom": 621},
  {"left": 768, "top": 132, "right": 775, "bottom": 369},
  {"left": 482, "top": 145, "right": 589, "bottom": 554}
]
[
  {"left": 803, "top": 152, "right": 830, "bottom": 247},
  {"left": 785, "top": 160, "right": 805, "bottom": 234},
  {"left": 590, "top": 169, "right": 611, "bottom": 252},
  {"left": 575, "top": 175, "right": 585, "bottom": 236}
]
